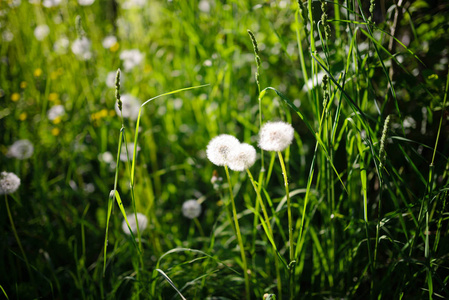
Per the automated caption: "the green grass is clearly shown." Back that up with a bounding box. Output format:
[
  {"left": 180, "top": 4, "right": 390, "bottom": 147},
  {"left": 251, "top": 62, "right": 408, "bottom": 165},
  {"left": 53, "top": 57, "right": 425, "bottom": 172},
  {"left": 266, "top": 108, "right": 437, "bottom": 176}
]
[{"left": 1, "top": 0, "right": 449, "bottom": 299}]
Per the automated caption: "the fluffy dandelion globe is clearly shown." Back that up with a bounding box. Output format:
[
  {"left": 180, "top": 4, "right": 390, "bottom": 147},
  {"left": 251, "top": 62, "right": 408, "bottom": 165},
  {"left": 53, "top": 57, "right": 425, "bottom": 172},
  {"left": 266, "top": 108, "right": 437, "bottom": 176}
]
[
  {"left": 78, "top": 0, "right": 95, "bottom": 6},
  {"left": 206, "top": 134, "right": 241, "bottom": 166},
  {"left": 122, "top": 212, "right": 148, "bottom": 235},
  {"left": 43, "top": 0, "right": 61, "bottom": 7},
  {"left": 53, "top": 36, "right": 70, "bottom": 54},
  {"left": 102, "top": 36, "right": 117, "bottom": 49},
  {"left": 182, "top": 200, "right": 202, "bottom": 219},
  {"left": 119, "top": 49, "right": 144, "bottom": 71},
  {"left": 71, "top": 37, "right": 92, "bottom": 60},
  {"left": 47, "top": 105, "right": 65, "bottom": 121},
  {"left": 115, "top": 94, "right": 140, "bottom": 120},
  {"left": 120, "top": 143, "right": 140, "bottom": 162},
  {"left": 7, "top": 139, "right": 34, "bottom": 159},
  {"left": 34, "top": 24, "right": 50, "bottom": 41},
  {"left": 0, "top": 171, "right": 21, "bottom": 195},
  {"left": 258, "top": 121, "right": 295, "bottom": 152},
  {"left": 227, "top": 143, "right": 257, "bottom": 171}
]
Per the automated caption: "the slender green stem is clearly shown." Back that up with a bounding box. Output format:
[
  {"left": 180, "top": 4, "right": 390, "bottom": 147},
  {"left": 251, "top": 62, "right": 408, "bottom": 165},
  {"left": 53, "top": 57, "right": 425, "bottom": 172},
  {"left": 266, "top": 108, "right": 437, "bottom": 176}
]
[
  {"left": 224, "top": 166, "right": 250, "bottom": 299},
  {"left": 277, "top": 151, "right": 294, "bottom": 299},
  {"left": 5, "top": 195, "right": 34, "bottom": 283}
]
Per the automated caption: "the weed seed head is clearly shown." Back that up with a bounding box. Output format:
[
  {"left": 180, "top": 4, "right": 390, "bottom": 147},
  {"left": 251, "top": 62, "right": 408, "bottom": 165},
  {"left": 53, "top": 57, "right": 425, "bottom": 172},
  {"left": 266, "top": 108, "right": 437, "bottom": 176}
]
[
  {"left": 122, "top": 212, "right": 148, "bottom": 235},
  {"left": 206, "top": 134, "right": 241, "bottom": 166},
  {"left": 182, "top": 200, "right": 202, "bottom": 219},
  {"left": 0, "top": 171, "right": 21, "bottom": 195},
  {"left": 258, "top": 121, "right": 295, "bottom": 152},
  {"left": 115, "top": 94, "right": 140, "bottom": 120},
  {"left": 115, "top": 69, "right": 122, "bottom": 111},
  {"left": 7, "top": 140, "right": 34, "bottom": 160},
  {"left": 228, "top": 143, "right": 257, "bottom": 172}
]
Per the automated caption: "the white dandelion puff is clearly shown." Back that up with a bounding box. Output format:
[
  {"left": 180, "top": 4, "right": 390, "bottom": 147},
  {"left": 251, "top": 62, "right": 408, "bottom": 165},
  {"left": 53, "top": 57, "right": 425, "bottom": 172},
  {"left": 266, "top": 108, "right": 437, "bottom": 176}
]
[
  {"left": 182, "top": 200, "right": 202, "bottom": 219},
  {"left": 47, "top": 105, "right": 65, "bottom": 121},
  {"left": 120, "top": 143, "right": 140, "bottom": 162},
  {"left": 71, "top": 37, "right": 92, "bottom": 60},
  {"left": 258, "top": 121, "right": 295, "bottom": 152},
  {"left": 121, "top": 212, "right": 148, "bottom": 235},
  {"left": 102, "top": 35, "right": 117, "bottom": 49},
  {"left": 43, "top": 0, "right": 61, "bottom": 7},
  {"left": 206, "top": 134, "right": 241, "bottom": 166},
  {"left": 115, "top": 94, "right": 140, "bottom": 120},
  {"left": 106, "top": 70, "right": 123, "bottom": 88},
  {"left": 7, "top": 140, "right": 34, "bottom": 160},
  {"left": 78, "top": 0, "right": 95, "bottom": 5},
  {"left": 227, "top": 143, "right": 257, "bottom": 172},
  {"left": 53, "top": 36, "right": 69, "bottom": 54},
  {"left": 119, "top": 49, "right": 143, "bottom": 71},
  {"left": 34, "top": 24, "right": 50, "bottom": 41},
  {"left": 0, "top": 171, "right": 21, "bottom": 195}
]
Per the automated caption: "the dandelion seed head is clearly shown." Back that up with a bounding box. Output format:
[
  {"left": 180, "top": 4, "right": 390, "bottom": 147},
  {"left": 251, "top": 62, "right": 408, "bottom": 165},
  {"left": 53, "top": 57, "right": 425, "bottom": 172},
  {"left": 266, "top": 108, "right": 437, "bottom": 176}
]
[
  {"left": 53, "top": 36, "right": 69, "bottom": 54},
  {"left": 34, "top": 24, "right": 50, "bottom": 41},
  {"left": 228, "top": 143, "right": 257, "bottom": 171},
  {"left": 71, "top": 37, "right": 92, "bottom": 60},
  {"left": 115, "top": 94, "right": 140, "bottom": 120},
  {"left": 78, "top": 0, "right": 95, "bottom": 6},
  {"left": 206, "top": 134, "right": 240, "bottom": 166},
  {"left": 102, "top": 35, "right": 117, "bottom": 49},
  {"left": 182, "top": 199, "right": 202, "bottom": 219},
  {"left": 121, "top": 212, "right": 148, "bottom": 235},
  {"left": 120, "top": 143, "right": 140, "bottom": 162},
  {"left": 47, "top": 105, "right": 65, "bottom": 121},
  {"left": 258, "top": 121, "right": 294, "bottom": 152},
  {"left": 7, "top": 139, "right": 34, "bottom": 160},
  {"left": 43, "top": 0, "right": 61, "bottom": 7},
  {"left": 0, "top": 171, "right": 21, "bottom": 195},
  {"left": 119, "top": 49, "right": 143, "bottom": 71}
]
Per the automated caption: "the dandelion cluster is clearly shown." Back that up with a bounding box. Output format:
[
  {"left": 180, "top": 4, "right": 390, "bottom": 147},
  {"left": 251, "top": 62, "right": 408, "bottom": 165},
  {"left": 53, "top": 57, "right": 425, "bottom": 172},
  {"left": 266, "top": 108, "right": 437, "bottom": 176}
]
[
  {"left": 114, "top": 94, "right": 140, "bottom": 120},
  {"left": 258, "top": 121, "right": 294, "bottom": 152},
  {"left": 206, "top": 134, "right": 240, "bottom": 167},
  {"left": 206, "top": 134, "right": 257, "bottom": 171},
  {"left": 182, "top": 200, "right": 202, "bottom": 219},
  {"left": 7, "top": 139, "right": 34, "bottom": 160},
  {"left": 122, "top": 212, "right": 148, "bottom": 235},
  {"left": 0, "top": 171, "right": 21, "bottom": 195}
]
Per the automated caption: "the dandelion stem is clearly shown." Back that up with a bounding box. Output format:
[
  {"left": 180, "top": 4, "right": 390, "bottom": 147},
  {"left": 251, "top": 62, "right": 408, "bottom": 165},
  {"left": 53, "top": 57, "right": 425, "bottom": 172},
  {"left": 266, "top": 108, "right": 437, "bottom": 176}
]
[
  {"left": 277, "top": 151, "right": 294, "bottom": 299},
  {"left": 224, "top": 165, "right": 250, "bottom": 299}
]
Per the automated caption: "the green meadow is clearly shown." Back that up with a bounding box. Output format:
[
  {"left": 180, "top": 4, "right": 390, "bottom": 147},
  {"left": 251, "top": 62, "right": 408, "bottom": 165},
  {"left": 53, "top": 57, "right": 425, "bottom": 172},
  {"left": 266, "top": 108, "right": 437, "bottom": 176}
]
[{"left": 1, "top": 0, "right": 448, "bottom": 299}]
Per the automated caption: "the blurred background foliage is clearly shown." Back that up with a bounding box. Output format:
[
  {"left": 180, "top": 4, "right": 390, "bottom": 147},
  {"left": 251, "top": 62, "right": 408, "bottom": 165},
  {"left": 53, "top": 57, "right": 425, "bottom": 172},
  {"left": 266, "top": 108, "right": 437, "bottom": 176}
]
[{"left": 1, "top": 0, "right": 449, "bottom": 299}]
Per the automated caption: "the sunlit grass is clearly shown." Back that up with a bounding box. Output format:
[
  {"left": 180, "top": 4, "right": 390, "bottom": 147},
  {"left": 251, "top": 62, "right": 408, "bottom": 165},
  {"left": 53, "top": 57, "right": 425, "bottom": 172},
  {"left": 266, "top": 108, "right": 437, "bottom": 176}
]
[{"left": 1, "top": 0, "right": 449, "bottom": 299}]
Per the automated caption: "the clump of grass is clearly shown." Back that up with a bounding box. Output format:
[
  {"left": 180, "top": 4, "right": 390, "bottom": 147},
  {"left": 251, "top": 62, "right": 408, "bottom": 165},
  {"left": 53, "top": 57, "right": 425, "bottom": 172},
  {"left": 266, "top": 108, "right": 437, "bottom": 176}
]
[{"left": 1, "top": 1, "right": 449, "bottom": 299}]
